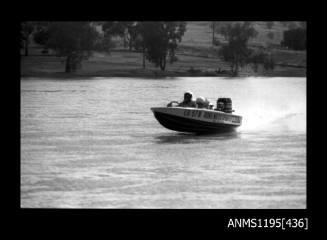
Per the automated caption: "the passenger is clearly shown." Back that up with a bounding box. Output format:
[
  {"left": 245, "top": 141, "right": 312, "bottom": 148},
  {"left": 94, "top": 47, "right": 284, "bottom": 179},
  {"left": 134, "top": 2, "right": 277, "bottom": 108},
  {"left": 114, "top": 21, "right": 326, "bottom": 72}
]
[
  {"left": 196, "top": 96, "right": 206, "bottom": 108},
  {"left": 178, "top": 91, "right": 196, "bottom": 108},
  {"left": 204, "top": 98, "right": 213, "bottom": 109},
  {"left": 196, "top": 97, "right": 213, "bottom": 109}
]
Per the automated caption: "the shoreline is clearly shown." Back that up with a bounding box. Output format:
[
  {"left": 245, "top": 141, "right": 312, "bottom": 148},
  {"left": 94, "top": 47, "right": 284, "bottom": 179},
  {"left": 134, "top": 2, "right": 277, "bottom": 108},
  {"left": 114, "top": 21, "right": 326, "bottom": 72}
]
[{"left": 21, "top": 67, "right": 306, "bottom": 79}]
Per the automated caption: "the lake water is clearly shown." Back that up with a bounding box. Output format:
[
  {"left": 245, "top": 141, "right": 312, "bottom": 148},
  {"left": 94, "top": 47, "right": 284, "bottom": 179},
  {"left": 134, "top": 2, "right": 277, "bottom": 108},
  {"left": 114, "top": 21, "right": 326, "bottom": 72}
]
[{"left": 21, "top": 77, "right": 306, "bottom": 208}]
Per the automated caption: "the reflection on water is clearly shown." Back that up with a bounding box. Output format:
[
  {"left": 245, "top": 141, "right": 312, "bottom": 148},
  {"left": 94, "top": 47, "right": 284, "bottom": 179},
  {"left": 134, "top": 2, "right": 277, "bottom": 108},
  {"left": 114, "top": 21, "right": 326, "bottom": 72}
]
[
  {"left": 155, "top": 131, "right": 239, "bottom": 144},
  {"left": 21, "top": 77, "right": 306, "bottom": 208}
]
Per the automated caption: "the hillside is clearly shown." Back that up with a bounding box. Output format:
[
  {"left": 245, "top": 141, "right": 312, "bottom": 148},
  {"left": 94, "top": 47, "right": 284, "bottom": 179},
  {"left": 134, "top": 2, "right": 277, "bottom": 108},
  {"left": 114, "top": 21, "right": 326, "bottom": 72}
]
[
  {"left": 21, "top": 21, "right": 306, "bottom": 78},
  {"left": 181, "top": 21, "right": 303, "bottom": 47},
  {"left": 177, "top": 21, "right": 306, "bottom": 71}
]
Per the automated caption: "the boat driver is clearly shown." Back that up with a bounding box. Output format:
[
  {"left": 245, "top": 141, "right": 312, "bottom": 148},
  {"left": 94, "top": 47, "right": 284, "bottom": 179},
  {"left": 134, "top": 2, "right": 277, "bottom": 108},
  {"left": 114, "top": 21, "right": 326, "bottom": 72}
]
[{"left": 178, "top": 91, "right": 196, "bottom": 108}]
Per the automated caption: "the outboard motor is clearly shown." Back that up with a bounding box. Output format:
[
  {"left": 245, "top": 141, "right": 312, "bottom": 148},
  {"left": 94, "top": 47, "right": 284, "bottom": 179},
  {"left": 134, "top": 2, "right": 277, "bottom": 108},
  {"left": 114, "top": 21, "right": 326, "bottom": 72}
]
[{"left": 216, "top": 98, "right": 233, "bottom": 113}]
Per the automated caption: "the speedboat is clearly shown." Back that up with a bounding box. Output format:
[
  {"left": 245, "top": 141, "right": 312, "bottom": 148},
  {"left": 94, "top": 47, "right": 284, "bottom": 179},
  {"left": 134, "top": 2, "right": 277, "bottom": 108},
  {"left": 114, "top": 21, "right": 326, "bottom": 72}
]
[{"left": 151, "top": 98, "right": 242, "bottom": 133}]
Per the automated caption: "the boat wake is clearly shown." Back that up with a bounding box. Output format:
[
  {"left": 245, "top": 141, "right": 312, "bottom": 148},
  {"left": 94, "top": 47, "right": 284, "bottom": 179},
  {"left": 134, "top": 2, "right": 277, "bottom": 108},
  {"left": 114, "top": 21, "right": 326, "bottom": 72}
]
[{"left": 239, "top": 104, "right": 306, "bottom": 133}]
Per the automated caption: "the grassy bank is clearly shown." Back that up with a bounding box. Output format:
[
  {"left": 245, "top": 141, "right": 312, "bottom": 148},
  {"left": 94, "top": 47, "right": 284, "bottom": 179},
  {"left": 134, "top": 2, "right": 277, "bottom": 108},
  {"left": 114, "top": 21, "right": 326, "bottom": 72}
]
[{"left": 21, "top": 49, "right": 306, "bottom": 79}]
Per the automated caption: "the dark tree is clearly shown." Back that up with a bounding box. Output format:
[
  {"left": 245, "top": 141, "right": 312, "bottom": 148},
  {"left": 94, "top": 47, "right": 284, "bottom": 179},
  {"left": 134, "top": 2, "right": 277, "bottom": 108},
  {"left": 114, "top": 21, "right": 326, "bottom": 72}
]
[
  {"left": 33, "top": 27, "right": 49, "bottom": 46},
  {"left": 140, "top": 21, "right": 186, "bottom": 71},
  {"left": 214, "top": 21, "right": 237, "bottom": 41},
  {"left": 46, "top": 22, "right": 99, "bottom": 73},
  {"left": 210, "top": 22, "right": 216, "bottom": 45},
  {"left": 247, "top": 49, "right": 275, "bottom": 73},
  {"left": 132, "top": 23, "right": 147, "bottom": 68},
  {"left": 103, "top": 21, "right": 186, "bottom": 70},
  {"left": 125, "top": 22, "right": 140, "bottom": 51},
  {"left": 218, "top": 22, "right": 258, "bottom": 76},
  {"left": 102, "top": 21, "right": 138, "bottom": 50},
  {"left": 281, "top": 28, "right": 306, "bottom": 50},
  {"left": 218, "top": 22, "right": 275, "bottom": 76},
  {"left": 95, "top": 34, "right": 115, "bottom": 53},
  {"left": 102, "top": 21, "right": 125, "bottom": 38},
  {"left": 21, "top": 22, "right": 34, "bottom": 56}
]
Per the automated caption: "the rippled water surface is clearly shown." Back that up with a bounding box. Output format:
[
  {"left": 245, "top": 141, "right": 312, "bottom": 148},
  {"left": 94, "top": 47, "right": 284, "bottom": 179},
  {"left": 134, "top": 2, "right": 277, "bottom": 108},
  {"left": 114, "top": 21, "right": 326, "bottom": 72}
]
[{"left": 21, "top": 77, "right": 306, "bottom": 208}]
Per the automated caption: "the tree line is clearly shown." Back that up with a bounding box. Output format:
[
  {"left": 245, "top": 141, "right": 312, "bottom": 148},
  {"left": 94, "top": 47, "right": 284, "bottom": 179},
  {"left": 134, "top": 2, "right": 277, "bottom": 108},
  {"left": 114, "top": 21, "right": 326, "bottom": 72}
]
[
  {"left": 21, "top": 21, "right": 186, "bottom": 73},
  {"left": 21, "top": 21, "right": 306, "bottom": 76},
  {"left": 209, "top": 21, "right": 305, "bottom": 75}
]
